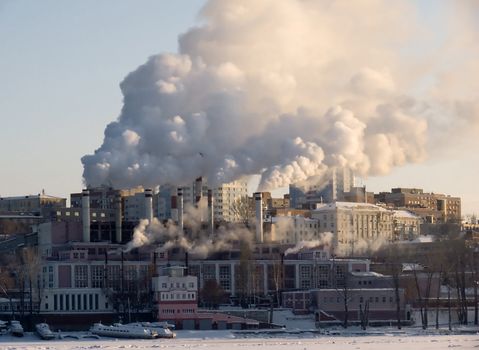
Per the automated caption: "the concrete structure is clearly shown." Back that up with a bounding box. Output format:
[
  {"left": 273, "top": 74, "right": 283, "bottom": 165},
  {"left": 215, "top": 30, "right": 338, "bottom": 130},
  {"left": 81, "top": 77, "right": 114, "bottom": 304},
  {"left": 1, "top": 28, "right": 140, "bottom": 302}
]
[
  {"left": 312, "top": 288, "right": 408, "bottom": 325},
  {"left": 177, "top": 188, "right": 184, "bottom": 231},
  {"left": 311, "top": 202, "right": 394, "bottom": 255},
  {"left": 144, "top": 189, "right": 153, "bottom": 222},
  {"left": 152, "top": 266, "right": 198, "bottom": 323},
  {"left": 254, "top": 192, "right": 264, "bottom": 243},
  {"left": 289, "top": 167, "right": 354, "bottom": 208},
  {"left": 375, "top": 188, "right": 461, "bottom": 223},
  {"left": 81, "top": 190, "right": 90, "bottom": 243},
  {"left": 157, "top": 180, "right": 248, "bottom": 224},
  {"left": 0, "top": 193, "right": 66, "bottom": 220},
  {"left": 207, "top": 190, "right": 214, "bottom": 236},
  {"left": 267, "top": 216, "right": 321, "bottom": 244},
  {"left": 392, "top": 210, "right": 422, "bottom": 240}
]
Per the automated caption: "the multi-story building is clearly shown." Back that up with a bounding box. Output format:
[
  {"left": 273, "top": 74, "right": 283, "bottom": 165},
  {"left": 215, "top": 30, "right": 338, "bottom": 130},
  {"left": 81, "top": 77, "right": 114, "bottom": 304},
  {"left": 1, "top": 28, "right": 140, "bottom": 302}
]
[
  {"left": 311, "top": 202, "right": 394, "bottom": 254},
  {"left": 157, "top": 179, "right": 248, "bottom": 223},
  {"left": 375, "top": 188, "right": 461, "bottom": 223},
  {"left": 289, "top": 167, "right": 354, "bottom": 208},
  {"left": 152, "top": 266, "right": 198, "bottom": 322},
  {"left": 392, "top": 210, "right": 422, "bottom": 240},
  {"left": 0, "top": 193, "right": 66, "bottom": 220},
  {"left": 266, "top": 216, "right": 321, "bottom": 244}
]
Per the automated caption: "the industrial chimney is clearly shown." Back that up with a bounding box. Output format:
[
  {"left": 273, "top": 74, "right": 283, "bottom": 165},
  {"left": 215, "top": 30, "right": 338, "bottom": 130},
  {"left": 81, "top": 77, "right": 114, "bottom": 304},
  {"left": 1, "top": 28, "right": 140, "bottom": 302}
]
[
  {"left": 144, "top": 188, "right": 153, "bottom": 223},
  {"left": 254, "top": 192, "right": 264, "bottom": 243},
  {"left": 115, "top": 194, "right": 122, "bottom": 243},
  {"left": 194, "top": 177, "right": 204, "bottom": 222},
  {"left": 207, "top": 189, "right": 214, "bottom": 236},
  {"left": 177, "top": 188, "right": 184, "bottom": 232},
  {"left": 170, "top": 190, "right": 178, "bottom": 221},
  {"left": 81, "top": 189, "right": 90, "bottom": 243}
]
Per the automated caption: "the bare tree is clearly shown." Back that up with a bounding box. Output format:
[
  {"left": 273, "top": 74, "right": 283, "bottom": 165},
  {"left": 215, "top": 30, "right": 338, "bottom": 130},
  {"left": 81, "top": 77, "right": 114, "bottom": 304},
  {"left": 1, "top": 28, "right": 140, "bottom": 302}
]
[{"left": 230, "top": 196, "right": 254, "bottom": 228}]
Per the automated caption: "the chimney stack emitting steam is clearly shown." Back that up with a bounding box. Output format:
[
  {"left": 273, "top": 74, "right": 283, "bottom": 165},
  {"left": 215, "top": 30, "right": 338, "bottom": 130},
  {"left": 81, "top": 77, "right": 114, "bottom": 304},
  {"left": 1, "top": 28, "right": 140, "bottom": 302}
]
[
  {"left": 115, "top": 194, "right": 122, "bottom": 243},
  {"left": 254, "top": 192, "right": 264, "bottom": 243},
  {"left": 177, "top": 188, "right": 184, "bottom": 232},
  {"left": 81, "top": 189, "right": 90, "bottom": 243},
  {"left": 194, "top": 177, "right": 204, "bottom": 223},
  {"left": 207, "top": 189, "right": 214, "bottom": 236},
  {"left": 144, "top": 188, "right": 153, "bottom": 223}
]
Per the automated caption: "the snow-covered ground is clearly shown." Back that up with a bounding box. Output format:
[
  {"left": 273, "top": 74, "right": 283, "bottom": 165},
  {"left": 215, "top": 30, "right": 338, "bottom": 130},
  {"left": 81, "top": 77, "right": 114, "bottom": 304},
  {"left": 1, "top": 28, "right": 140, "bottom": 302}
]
[{"left": 0, "top": 329, "right": 478, "bottom": 350}]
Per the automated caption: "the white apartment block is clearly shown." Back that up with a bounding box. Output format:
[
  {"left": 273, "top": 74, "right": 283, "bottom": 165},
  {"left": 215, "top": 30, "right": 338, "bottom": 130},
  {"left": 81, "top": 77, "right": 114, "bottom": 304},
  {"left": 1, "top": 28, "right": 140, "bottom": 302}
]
[
  {"left": 267, "top": 216, "right": 321, "bottom": 244},
  {"left": 311, "top": 202, "right": 394, "bottom": 254},
  {"left": 213, "top": 180, "right": 248, "bottom": 222}
]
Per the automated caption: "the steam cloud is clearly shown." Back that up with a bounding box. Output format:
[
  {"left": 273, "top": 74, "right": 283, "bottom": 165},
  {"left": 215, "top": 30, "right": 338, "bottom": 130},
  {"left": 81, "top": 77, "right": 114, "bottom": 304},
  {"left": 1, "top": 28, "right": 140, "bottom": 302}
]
[
  {"left": 82, "top": 0, "right": 479, "bottom": 191},
  {"left": 124, "top": 200, "right": 252, "bottom": 257},
  {"left": 284, "top": 231, "right": 333, "bottom": 256}
]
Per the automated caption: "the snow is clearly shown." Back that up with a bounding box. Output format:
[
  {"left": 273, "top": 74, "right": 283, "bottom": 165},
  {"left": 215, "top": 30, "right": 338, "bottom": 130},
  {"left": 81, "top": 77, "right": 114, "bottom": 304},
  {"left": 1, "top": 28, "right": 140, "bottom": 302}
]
[{"left": 0, "top": 331, "right": 478, "bottom": 350}]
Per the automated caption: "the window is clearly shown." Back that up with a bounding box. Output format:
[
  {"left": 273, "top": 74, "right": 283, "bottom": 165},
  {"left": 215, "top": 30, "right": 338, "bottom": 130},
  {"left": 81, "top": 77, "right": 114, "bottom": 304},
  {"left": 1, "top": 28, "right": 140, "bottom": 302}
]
[
  {"left": 74, "top": 265, "right": 88, "bottom": 288},
  {"left": 219, "top": 265, "right": 231, "bottom": 291},
  {"left": 91, "top": 265, "right": 104, "bottom": 288}
]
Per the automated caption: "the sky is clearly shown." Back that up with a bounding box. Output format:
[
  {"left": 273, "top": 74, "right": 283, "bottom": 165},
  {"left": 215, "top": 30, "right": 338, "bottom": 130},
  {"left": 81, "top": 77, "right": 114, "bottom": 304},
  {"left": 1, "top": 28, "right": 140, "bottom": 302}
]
[{"left": 0, "top": 0, "right": 477, "bottom": 215}]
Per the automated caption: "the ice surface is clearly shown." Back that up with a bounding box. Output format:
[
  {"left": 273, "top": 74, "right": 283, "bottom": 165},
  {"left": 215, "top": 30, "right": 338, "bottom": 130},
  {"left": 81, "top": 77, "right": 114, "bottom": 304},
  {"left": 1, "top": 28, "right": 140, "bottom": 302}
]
[{"left": 0, "top": 330, "right": 478, "bottom": 350}]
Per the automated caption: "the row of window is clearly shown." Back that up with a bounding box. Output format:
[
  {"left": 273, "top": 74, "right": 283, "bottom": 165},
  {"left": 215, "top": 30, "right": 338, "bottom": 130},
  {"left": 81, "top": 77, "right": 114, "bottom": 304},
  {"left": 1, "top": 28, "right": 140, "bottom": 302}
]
[
  {"left": 160, "top": 292, "right": 196, "bottom": 301},
  {"left": 322, "top": 295, "right": 394, "bottom": 304},
  {"left": 160, "top": 282, "right": 195, "bottom": 289},
  {"left": 49, "top": 293, "right": 103, "bottom": 311},
  {"left": 161, "top": 308, "right": 195, "bottom": 314}
]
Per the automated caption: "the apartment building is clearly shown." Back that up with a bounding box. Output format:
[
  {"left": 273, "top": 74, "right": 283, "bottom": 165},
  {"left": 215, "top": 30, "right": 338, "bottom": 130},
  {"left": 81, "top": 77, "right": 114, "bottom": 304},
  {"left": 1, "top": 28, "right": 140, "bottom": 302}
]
[{"left": 311, "top": 202, "right": 394, "bottom": 254}]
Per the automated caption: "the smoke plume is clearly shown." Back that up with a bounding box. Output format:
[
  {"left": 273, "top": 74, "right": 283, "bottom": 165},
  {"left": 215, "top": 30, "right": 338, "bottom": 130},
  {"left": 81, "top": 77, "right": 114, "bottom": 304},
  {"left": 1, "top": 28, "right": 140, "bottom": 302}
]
[
  {"left": 82, "top": 0, "right": 479, "bottom": 191},
  {"left": 124, "top": 201, "right": 252, "bottom": 257},
  {"left": 284, "top": 231, "right": 333, "bottom": 256}
]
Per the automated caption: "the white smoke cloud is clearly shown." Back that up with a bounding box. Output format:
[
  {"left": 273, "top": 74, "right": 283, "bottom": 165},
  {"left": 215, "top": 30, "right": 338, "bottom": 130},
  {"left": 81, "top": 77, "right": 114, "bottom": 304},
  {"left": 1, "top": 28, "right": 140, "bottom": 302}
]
[
  {"left": 124, "top": 201, "right": 253, "bottom": 257},
  {"left": 284, "top": 231, "right": 334, "bottom": 256},
  {"left": 82, "top": 0, "right": 479, "bottom": 191}
]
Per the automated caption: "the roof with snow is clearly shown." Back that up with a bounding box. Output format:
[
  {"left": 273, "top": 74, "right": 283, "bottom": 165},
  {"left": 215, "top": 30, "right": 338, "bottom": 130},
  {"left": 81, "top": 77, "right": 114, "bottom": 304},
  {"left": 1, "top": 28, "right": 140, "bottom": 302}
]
[
  {"left": 393, "top": 210, "right": 421, "bottom": 219},
  {"left": 313, "top": 201, "right": 389, "bottom": 212}
]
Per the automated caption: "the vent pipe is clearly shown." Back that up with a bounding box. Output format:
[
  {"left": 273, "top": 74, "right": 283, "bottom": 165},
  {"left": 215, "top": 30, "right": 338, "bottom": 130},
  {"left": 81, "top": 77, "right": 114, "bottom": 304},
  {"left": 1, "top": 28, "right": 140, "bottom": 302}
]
[{"left": 81, "top": 189, "right": 90, "bottom": 243}]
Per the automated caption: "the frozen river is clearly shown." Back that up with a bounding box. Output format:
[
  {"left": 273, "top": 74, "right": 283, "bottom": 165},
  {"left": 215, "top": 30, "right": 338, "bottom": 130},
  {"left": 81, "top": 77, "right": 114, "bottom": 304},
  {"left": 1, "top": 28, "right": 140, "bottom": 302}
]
[{"left": 0, "top": 331, "right": 478, "bottom": 350}]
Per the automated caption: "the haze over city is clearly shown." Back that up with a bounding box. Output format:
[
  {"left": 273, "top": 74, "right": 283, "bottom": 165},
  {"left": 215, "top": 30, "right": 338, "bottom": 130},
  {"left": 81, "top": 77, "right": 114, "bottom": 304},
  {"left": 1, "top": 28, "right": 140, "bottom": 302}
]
[
  {"left": 1, "top": 0, "right": 478, "bottom": 214},
  {"left": 1, "top": 1, "right": 479, "bottom": 347}
]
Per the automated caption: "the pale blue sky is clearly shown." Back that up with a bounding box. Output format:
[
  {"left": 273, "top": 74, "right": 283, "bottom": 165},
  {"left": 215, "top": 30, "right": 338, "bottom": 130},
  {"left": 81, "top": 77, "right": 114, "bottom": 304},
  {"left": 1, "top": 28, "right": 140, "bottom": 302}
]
[{"left": 0, "top": 0, "right": 477, "bottom": 214}]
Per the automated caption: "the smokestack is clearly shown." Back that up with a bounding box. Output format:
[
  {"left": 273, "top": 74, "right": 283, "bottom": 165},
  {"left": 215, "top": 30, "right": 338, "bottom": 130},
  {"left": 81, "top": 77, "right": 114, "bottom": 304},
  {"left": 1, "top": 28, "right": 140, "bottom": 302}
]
[
  {"left": 195, "top": 177, "right": 204, "bottom": 222},
  {"left": 254, "top": 192, "right": 264, "bottom": 243},
  {"left": 81, "top": 189, "right": 90, "bottom": 243},
  {"left": 170, "top": 191, "right": 178, "bottom": 221},
  {"left": 208, "top": 189, "right": 214, "bottom": 236},
  {"left": 115, "top": 194, "right": 122, "bottom": 244},
  {"left": 184, "top": 251, "right": 189, "bottom": 275},
  {"left": 194, "top": 177, "right": 203, "bottom": 204},
  {"left": 177, "top": 188, "right": 184, "bottom": 231},
  {"left": 144, "top": 188, "right": 153, "bottom": 223}
]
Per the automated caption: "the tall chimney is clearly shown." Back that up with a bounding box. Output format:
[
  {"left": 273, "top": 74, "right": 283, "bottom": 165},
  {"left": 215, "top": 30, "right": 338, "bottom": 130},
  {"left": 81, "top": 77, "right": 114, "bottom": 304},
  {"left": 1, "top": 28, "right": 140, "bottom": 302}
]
[
  {"left": 195, "top": 177, "right": 204, "bottom": 222},
  {"left": 115, "top": 194, "right": 122, "bottom": 243},
  {"left": 177, "top": 188, "right": 184, "bottom": 231},
  {"left": 207, "top": 189, "right": 214, "bottom": 236},
  {"left": 194, "top": 177, "right": 203, "bottom": 204},
  {"left": 254, "top": 192, "right": 264, "bottom": 243},
  {"left": 82, "top": 189, "right": 90, "bottom": 243},
  {"left": 144, "top": 188, "right": 153, "bottom": 223},
  {"left": 170, "top": 190, "right": 178, "bottom": 221}
]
